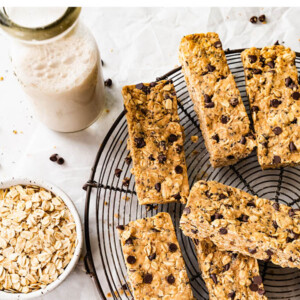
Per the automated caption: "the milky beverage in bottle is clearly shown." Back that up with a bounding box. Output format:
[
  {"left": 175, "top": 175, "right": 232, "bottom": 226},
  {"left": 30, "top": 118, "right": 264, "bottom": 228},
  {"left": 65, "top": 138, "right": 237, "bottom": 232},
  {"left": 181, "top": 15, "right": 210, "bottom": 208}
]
[{"left": 7, "top": 7, "right": 105, "bottom": 132}]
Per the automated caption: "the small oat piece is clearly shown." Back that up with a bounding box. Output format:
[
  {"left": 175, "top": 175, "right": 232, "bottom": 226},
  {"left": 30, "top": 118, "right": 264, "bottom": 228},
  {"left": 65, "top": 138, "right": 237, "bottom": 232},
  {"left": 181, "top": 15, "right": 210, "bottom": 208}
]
[
  {"left": 193, "top": 239, "right": 267, "bottom": 299},
  {"left": 122, "top": 80, "right": 189, "bottom": 205},
  {"left": 191, "top": 135, "right": 199, "bottom": 143},
  {"left": 179, "top": 33, "right": 256, "bottom": 168},
  {"left": 241, "top": 45, "right": 300, "bottom": 169},
  {"left": 117, "top": 212, "right": 194, "bottom": 300},
  {"left": 180, "top": 180, "right": 300, "bottom": 269}
]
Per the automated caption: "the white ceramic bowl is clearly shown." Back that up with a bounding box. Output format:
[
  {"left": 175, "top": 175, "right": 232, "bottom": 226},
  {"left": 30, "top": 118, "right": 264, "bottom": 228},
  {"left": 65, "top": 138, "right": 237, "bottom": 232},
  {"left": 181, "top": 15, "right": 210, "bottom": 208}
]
[{"left": 0, "top": 178, "right": 83, "bottom": 299}]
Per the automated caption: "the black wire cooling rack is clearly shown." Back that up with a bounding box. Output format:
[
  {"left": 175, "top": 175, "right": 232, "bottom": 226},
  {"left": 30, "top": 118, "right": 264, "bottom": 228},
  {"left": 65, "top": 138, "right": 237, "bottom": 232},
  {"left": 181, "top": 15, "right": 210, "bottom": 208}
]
[{"left": 84, "top": 49, "right": 300, "bottom": 300}]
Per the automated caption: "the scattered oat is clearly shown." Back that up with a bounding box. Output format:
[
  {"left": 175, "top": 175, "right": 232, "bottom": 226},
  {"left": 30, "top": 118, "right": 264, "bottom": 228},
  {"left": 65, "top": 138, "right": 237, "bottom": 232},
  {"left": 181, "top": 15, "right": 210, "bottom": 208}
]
[
  {"left": 114, "top": 213, "right": 120, "bottom": 219},
  {"left": 191, "top": 135, "right": 199, "bottom": 143},
  {"left": 0, "top": 76, "right": 3, "bottom": 81},
  {"left": 13, "top": 130, "right": 18, "bottom": 134}
]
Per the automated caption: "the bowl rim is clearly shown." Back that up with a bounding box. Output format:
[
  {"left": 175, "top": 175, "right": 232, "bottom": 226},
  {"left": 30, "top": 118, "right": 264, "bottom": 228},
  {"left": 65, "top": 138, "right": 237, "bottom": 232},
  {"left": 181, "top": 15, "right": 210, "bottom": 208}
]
[{"left": 0, "top": 177, "right": 83, "bottom": 299}]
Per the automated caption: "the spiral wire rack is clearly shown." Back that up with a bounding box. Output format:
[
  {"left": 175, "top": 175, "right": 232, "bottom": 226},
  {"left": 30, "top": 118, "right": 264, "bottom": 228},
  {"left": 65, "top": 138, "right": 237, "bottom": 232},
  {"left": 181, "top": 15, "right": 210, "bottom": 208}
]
[{"left": 84, "top": 49, "right": 300, "bottom": 299}]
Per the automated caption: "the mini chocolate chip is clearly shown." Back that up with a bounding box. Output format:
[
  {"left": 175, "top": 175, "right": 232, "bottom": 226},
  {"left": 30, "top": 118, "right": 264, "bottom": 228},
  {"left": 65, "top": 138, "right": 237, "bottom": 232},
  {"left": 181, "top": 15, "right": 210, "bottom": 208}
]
[
  {"left": 250, "top": 16, "right": 258, "bottom": 23},
  {"left": 50, "top": 153, "right": 58, "bottom": 162},
  {"left": 205, "top": 102, "right": 215, "bottom": 108},
  {"left": 158, "top": 153, "right": 167, "bottom": 164},
  {"left": 210, "top": 274, "right": 218, "bottom": 284},
  {"left": 273, "top": 220, "right": 279, "bottom": 229},
  {"left": 172, "top": 192, "right": 181, "bottom": 200},
  {"left": 151, "top": 228, "right": 160, "bottom": 232},
  {"left": 230, "top": 98, "right": 239, "bottom": 107},
  {"left": 270, "top": 99, "right": 282, "bottom": 108},
  {"left": 219, "top": 193, "right": 227, "bottom": 200},
  {"left": 57, "top": 157, "right": 65, "bottom": 165},
  {"left": 104, "top": 78, "right": 112, "bottom": 87},
  {"left": 248, "top": 248, "right": 257, "bottom": 254},
  {"left": 227, "top": 155, "right": 235, "bottom": 160},
  {"left": 248, "top": 55, "right": 257, "bottom": 63},
  {"left": 204, "top": 94, "right": 212, "bottom": 103},
  {"left": 289, "top": 142, "right": 297, "bottom": 152},
  {"left": 183, "top": 207, "right": 191, "bottom": 215},
  {"left": 191, "top": 229, "right": 198, "bottom": 235},
  {"left": 259, "top": 14, "right": 266, "bottom": 22},
  {"left": 238, "top": 214, "right": 249, "bottom": 222},
  {"left": 125, "top": 156, "right": 132, "bottom": 165},
  {"left": 150, "top": 82, "right": 156, "bottom": 87},
  {"left": 249, "top": 283, "right": 259, "bottom": 292},
  {"left": 219, "top": 227, "right": 228, "bottom": 235},
  {"left": 168, "top": 134, "right": 178, "bottom": 143},
  {"left": 148, "top": 154, "right": 155, "bottom": 161},
  {"left": 247, "top": 201, "right": 256, "bottom": 207},
  {"left": 291, "top": 118, "right": 298, "bottom": 124},
  {"left": 143, "top": 273, "right": 153, "bottom": 284},
  {"left": 273, "top": 155, "right": 281, "bottom": 164},
  {"left": 167, "top": 274, "right": 175, "bottom": 284},
  {"left": 289, "top": 208, "right": 295, "bottom": 217},
  {"left": 273, "top": 127, "right": 282, "bottom": 135},
  {"left": 251, "top": 106, "right": 259, "bottom": 113},
  {"left": 253, "top": 276, "right": 262, "bottom": 285},
  {"left": 285, "top": 77, "right": 294, "bottom": 88},
  {"left": 175, "top": 165, "right": 183, "bottom": 174},
  {"left": 252, "top": 69, "right": 262, "bottom": 74},
  {"left": 221, "top": 115, "right": 229, "bottom": 124},
  {"left": 292, "top": 92, "right": 300, "bottom": 100},
  {"left": 155, "top": 183, "right": 161, "bottom": 192},
  {"left": 267, "top": 61, "right": 275, "bottom": 68},
  {"left": 127, "top": 256, "right": 136, "bottom": 264},
  {"left": 258, "top": 288, "right": 266, "bottom": 295},
  {"left": 273, "top": 202, "right": 280, "bottom": 211},
  {"left": 117, "top": 225, "right": 125, "bottom": 230},
  {"left": 212, "top": 134, "right": 220, "bottom": 143},
  {"left": 134, "top": 137, "right": 146, "bottom": 148},
  {"left": 214, "top": 41, "right": 222, "bottom": 48},
  {"left": 121, "top": 283, "right": 128, "bottom": 290},
  {"left": 125, "top": 238, "right": 133, "bottom": 245},
  {"left": 148, "top": 253, "right": 156, "bottom": 261},
  {"left": 207, "top": 64, "right": 216, "bottom": 72},
  {"left": 274, "top": 40, "right": 280, "bottom": 45},
  {"left": 266, "top": 249, "right": 273, "bottom": 257},
  {"left": 240, "top": 136, "right": 246, "bottom": 145},
  {"left": 228, "top": 291, "right": 236, "bottom": 299},
  {"left": 286, "top": 237, "right": 294, "bottom": 243},
  {"left": 122, "top": 177, "right": 130, "bottom": 187},
  {"left": 136, "top": 83, "right": 144, "bottom": 90},
  {"left": 211, "top": 213, "right": 223, "bottom": 221},
  {"left": 114, "top": 168, "right": 122, "bottom": 178},
  {"left": 223, "top": 263, "right": 230, "bottom": 271},
  {"left": 169, "top": 243, "right": 178, "bottom": 252},
  {"left": 176, "top": 145, "right": 183, "bottom": 153}
]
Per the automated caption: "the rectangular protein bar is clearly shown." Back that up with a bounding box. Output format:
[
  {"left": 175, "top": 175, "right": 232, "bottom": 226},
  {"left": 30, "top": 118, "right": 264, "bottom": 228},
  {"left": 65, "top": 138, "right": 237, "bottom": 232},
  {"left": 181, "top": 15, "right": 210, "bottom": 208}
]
[
  {"left": 193, "top": 239, "right": 267, "bottom": 299},
  {"left": 180, "top": 180, "right": 300, "bottom": 269},
  {"left": 117, "top": 212, "right": 195, "bottom": 300},
  {"left": 179, "top": 33, "right": 256, "bottom": 168},
  {"left": 122, "top": 80, "right": 189, "bottom": 205},
  {"left": 241, "top": 45, "right": 300, "bottom": 169}
]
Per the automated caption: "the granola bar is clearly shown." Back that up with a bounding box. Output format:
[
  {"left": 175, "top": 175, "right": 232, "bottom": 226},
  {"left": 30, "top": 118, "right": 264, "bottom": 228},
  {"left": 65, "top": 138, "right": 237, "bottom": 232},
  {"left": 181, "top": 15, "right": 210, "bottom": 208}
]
[
  {"left": 179, "top": 33, "right": 256, "bottom": 168},
  {"left": 180, "top": 180, "right": 300, "bottom": 269},
  {"left": 117, "top": 212, "right": 194, "bottom": 300},
  {"left": 193, "top": 239, "right": 267, "bottom": 299},
  {"left": 122, "top": 80, "right": 189, "bottom": 205},
  {"left": 241, "top": 45, "right": 300, "bottom": 169}
]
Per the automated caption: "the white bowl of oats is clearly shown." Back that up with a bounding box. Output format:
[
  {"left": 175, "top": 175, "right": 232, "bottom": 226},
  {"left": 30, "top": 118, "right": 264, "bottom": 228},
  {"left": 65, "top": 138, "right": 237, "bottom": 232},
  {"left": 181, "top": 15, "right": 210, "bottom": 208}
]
[{"left": 0, "top": 178, "right": 83, "bottom": 299}]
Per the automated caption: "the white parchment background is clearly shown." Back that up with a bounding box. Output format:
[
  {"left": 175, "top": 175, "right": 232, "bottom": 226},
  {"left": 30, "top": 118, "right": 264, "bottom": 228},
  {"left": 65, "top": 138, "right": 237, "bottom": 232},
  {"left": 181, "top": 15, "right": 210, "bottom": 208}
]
[{"left": 0, "top": 7, "right": 299, "bottom": 300}]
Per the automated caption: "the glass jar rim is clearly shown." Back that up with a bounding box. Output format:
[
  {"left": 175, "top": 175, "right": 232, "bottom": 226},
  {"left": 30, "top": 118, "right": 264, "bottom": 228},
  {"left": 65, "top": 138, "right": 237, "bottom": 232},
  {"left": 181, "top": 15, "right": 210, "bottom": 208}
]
[{"left": 0, "top": 7, "right": 81, "bottom": 42}]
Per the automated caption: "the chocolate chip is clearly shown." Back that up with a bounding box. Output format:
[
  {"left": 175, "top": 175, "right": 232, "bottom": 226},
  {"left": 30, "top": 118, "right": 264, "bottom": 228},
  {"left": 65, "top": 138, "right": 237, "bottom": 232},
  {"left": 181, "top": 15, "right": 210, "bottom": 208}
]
[
  {"left": 253, "top": 276, "right": 262, "bottom": 285},
  {"left": 50, "top": 153, "right": 58, "bottom": 162},
  {"left": 136, "top": 83, "right": 144, "bottom": 90},
  {"left": 272, "top": 202, "right": 280, "bottom": 211},
  {"left": 230, "top": 98, "right": 239, "bottom": 107},
  {"left": 219, "top": 193, "right": 227, "bottom": 200},
  {"left": 151, "top": 228, "right": 160, "bottom": 232},
  {"left": 154, "top": 183, "right": 161, "bottom": 192},
  {"left": 117, "top": 225, "right": 125, "bottom": 230},
  {"left": 251, "top": 106, "right": 259, "bottom": 113},
  {"left": 289, "top": 208, "right": 295, "bottom": 217},
  {"left": 274, "top": 40, "right": 280, "bottom": 45},
  {"left": 125, "top": 238, "right": 133, "bottom": 245},
  {"left": 104, "top": 78, "right": 112, "bottom": 87},
  {"left": 273, "top": 220, "right": 279, "bottom": 229},
  {"left": 175, "top": 165, "right": 183, "bottom": 174},
  {"left": 259, "top": 14, "right": 266, "bottom": 22},
  {"left": 148, "top": 253, "right": 156, "bottom": 261},
  {"left": 207, "top": 64, "right": 216, "bottom": 72},
  {"left": 121, "top": 283, "right": 128, "bottom": 290},
  {"left": 239, "top": 136, "right": 246, "bottom": 145},
  {"left": 172, "top": 192, "right": 181, "bottom": 200},
  {"left": 148, "top": 154, "right": 155, "bottom": 161},
  {"left": 183, "top": 207, "right": 191, "bottom": 214},
  {"left": 176, "top": 145, "right": 183, "bottom": 153},
  {"left": 127, "top": 256, "right": 136, "bottom": 264},
  {"left": 223, "top": 263, "right": 230, "bottom": 271},
  {"left": 248, "top": 55, "right": 257, "bottom": 63},
  {"left": 248, "top": 248, "right": 257, "bottom": 254},
  {"left": 249, "top": 283, "right": 259, "bottom": 292},
  {"left": 143, "top": 273, "right": 153, "bottom": 284},
  {"left": 285, "top": 77, "right": 293, "bottom": 87},
  {"left": 204, "top": 94, "right": 212, "bottom": 103},
  {"left": 270, "top": 99, "right": 282, "bottom": 108},
  {"left": 158, "top": 153, "right": 167, "bottom": 164},
  {"left": 191, "top": 229, "right": 198, "bottom": 234},
  {"left": 205, "top": 102, "right": 215, "bottom": 108},
  {"left": 125, "top": 156, "right": 132, "bottom": 165},
  {"left": 221, "top": 115, "right": 229, "bottom": 124},
  {"left": 212, "top": 134, "right": 219, "bottom": 143},
  {"left": 273, "top": 127, "right": 282, "bottom": 135},
  {"left": 227, "top": 155, "right": 235, "bottom": 160},
  {"left": 214, "top": 41, "right": 222, "bottom": 48},
  {"left": 247, "top": 201, "right": 256, "bottom": 207},
  {"left": 250, "top": 16, "right": 258, "bottom": 23},
  {"left": 267, "top": 61, "right": 275, "bottom": 68},
  {"left": 114, "top": 168, "right": 122, "bottom": 178},
  {"left": 286, "top": 237, "right": 294, "bottom": 243},
  {"left": 169, "top": 243, "right": 178, "bottom": 252},
  {"left": 289, "top": 142, "right": 297, "bottom": 152},
  {"left": 209, "top": 274, "right": 217, "bottom": 284},
  {"left": 57, "top": 157, "right": 65, "bottom": 165},
  {"left": 166, "top": 274, "right": 175, "bottom": 284},
  {"left": 291, "top": 118, "right": 298, "bottom": 124},
  {"left": 134, "top": 137, "right": 146, "bottom": 148},
  {"left": 219, "top": 227, "right": 228, "bottom": 235},
  {"left": 150, "top": 82, "right": 156, "bottom": 87},
  {"left": 168, "top": 134, "right": 178, "bottom": 143},
  {"left": 211, "top": 213, "right": 223, "bottom": 221},
  {"left": 228, "top": 291, "right": 236, "bottom": 299},
  {"left": 238, "top": 214, "right": 249, "bottom": 222},
  {"left": 252, "top": 69, "right": 262, "bottom": 74},
  {"left": 258, "top": 288, "right": 266, "bottom": 295},
  {"left": 122, "top": 177, "right": 130, "bottom": 187},
  {"left": 273, "top": 155, "right": 281, "bottom": 164},
  {"left": 266, "top": 249, "right": 273, "bottom": 257},
  {"left": 292, "top": 92, "right": 300, "bottom": 100}
]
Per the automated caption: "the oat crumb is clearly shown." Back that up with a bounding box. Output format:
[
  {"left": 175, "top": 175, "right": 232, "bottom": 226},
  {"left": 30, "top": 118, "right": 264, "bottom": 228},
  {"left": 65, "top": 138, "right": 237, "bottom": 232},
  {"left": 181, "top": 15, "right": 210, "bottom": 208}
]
[{"left": 191, "top": 135, "right": 199, "bottom": 143}]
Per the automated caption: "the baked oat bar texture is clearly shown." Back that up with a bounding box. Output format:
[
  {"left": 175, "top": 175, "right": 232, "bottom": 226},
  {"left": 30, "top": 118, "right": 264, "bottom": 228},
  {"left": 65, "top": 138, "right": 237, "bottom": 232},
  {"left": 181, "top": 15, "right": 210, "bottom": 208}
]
[
  {"left": 193, "top": 239, "right": 267, "bottom": 299},
  {"left": 117, "top": 212, "right": 195, "bottom": 300},
  {"left": 241, "top": 45, "right": 300, "bottom": 169},
  {"left": 122, "top": 80, "right": 189, "bottom": 205},
  {"left": 179, "top": 33, "right": 256, "bottom": 168},
  {"left": 180, "top": 180, "right": 300, "bottom": 269}
]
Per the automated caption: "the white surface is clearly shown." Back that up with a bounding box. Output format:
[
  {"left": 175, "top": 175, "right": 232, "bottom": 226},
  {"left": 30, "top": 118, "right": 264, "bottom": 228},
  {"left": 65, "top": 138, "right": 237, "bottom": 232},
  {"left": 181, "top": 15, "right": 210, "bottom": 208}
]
[
  {"left": 0, "top": 178, "right": 83, "bottom": 299},
  {"left": 0, "top": 6, "right": 299, "bottom": 300}
]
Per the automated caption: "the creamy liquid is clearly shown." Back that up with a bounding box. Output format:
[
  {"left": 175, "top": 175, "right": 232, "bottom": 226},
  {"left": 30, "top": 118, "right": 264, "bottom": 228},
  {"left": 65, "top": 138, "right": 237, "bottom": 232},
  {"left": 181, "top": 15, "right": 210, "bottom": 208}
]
[{"left": 9, "top": 8, "right": 104, "bottom": 132}]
